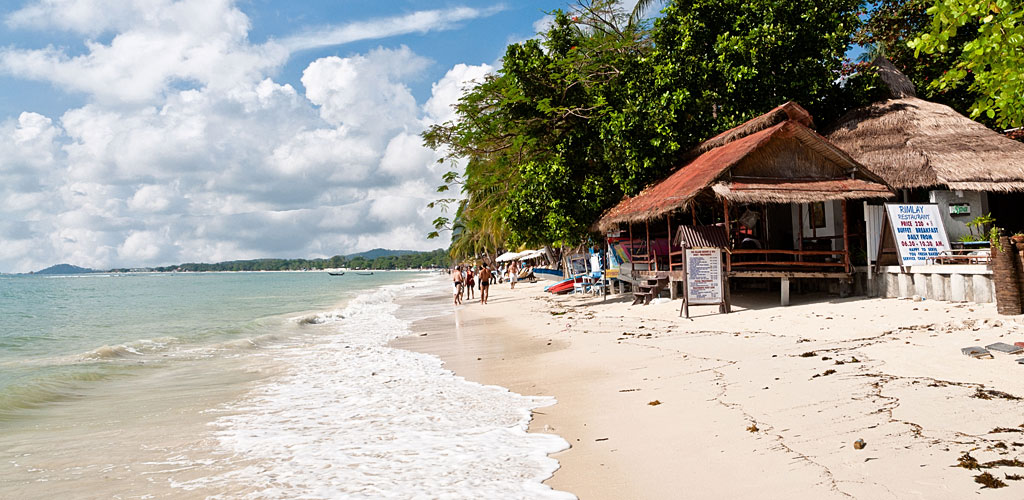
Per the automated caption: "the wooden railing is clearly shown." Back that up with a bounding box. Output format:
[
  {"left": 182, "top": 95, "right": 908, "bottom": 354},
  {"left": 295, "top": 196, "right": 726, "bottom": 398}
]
[
  {"left": 726, "top": 249, "right": 850, "bottom": 274},
  {"left": 927, "top": 249, "right": 992, "bottom": 265}
]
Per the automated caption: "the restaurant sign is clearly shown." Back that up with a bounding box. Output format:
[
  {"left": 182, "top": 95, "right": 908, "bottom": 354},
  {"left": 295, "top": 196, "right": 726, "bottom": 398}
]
[
  {"left": 684, "top": 248, "right": 723, "bottom": 305},
  {"left": 884, "top": 203, "right": 951, "bottom": 266}
]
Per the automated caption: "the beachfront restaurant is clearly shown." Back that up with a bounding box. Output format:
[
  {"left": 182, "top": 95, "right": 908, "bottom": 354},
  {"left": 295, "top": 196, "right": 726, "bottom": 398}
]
[
  {"left": 595, "top": 102, "right": 894, "bottom": 306},
  {"left": 826, "top": 59, "right": 1024, "bottom": 304}
]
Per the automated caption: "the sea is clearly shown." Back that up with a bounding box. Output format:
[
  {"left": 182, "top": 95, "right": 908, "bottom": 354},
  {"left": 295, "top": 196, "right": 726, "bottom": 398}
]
[{"left": 0, "top": 271, "right": 572, "bottom": 499}]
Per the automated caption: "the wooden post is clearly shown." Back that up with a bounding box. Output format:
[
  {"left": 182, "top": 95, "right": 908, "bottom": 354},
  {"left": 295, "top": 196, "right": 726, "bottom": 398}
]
[
  {"left": 797, "top": 203, "right": 804, "bottom": 254},
  {"left": 723, "top": 198, "right": 731, "bottom": 244},
  {"left": 645, "top": 220, "right": 652, "bottom": 271},
  {"left": 781, "top": 277, "right": 791, "bottom": 306},
  {"left": 667, "top": 213, "right": 673, "bottom": 271},
  {"left": 680, "top": 248, "right": 689, "bottom": 318},
  {"left": 723, "top": 199, "right": 732, "bottom": 273},
  {"left": 842, "top": 199, "right": 851, "bottom": 274},
  {"left": 994, "top": 235, "right": 1023, "bottom": 314}
]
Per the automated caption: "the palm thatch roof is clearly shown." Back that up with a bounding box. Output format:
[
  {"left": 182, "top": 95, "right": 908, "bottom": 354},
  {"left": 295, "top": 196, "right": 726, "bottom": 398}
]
[
  {"left": 595, "top": 102, "right": 892, "bottom": 232},
  {"left": 826, "top": 61, "right": 1024, "bottom": 192}
]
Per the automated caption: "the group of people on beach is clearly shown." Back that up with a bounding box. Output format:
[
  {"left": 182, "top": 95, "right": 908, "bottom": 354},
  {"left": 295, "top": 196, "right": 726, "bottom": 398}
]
[{"left": 451, "top": 260, "right": 520, "bottom": 305}]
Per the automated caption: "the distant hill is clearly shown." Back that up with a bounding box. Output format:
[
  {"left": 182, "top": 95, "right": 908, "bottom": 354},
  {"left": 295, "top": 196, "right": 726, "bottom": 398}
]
[
  {"left": 34, "top": 264, "right": 98, "bottom": 275},
  {"left": 345, "top": 248, "right": 419, "bottom": 260}
]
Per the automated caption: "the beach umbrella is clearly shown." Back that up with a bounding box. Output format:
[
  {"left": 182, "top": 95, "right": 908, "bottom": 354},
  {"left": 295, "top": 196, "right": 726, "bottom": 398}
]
[{"left": 495, "top": 251, "right": 521, "bottom": 262}]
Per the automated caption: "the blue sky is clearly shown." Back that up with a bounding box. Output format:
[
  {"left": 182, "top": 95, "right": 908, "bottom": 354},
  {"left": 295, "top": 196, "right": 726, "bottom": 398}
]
[
  {"left": 0, "top": 1, "right": 557, "bottom": 120},
  {"left": 0, "top": 0, "right": 567, "bottom": 273}
]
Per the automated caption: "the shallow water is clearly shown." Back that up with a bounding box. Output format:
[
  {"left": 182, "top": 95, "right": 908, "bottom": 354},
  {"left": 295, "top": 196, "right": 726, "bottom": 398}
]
[{"left": 0, "top": 272, "right": 571, "bottom": 499}]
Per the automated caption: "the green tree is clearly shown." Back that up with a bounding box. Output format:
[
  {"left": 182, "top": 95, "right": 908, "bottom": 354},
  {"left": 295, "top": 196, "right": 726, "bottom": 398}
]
[
  {"left": 426, "top": 0, "right": 880, "bottom": 250},
  {"left": 908, "top": 0, "right": 1024, "bottom": 126}
]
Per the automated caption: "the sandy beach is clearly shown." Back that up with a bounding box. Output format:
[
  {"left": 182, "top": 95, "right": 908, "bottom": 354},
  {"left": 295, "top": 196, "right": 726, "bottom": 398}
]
[{"left": 394, "top": 280, "right": 1024, "bottom": 499}]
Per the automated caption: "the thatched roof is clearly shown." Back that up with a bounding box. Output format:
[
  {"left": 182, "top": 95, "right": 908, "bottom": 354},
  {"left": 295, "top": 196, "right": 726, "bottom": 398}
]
[
  {"left": 595, "top": 102, "right": 892, "bottom": 232},
  {"left": 711, "top": 179, "right": 892, "bottom": 204},
  {"left": 827, "top": 62, "right": 1024, "bottom": 192},
  {"left": 874, "top": 57, "right": 917, "bottom": 99}
]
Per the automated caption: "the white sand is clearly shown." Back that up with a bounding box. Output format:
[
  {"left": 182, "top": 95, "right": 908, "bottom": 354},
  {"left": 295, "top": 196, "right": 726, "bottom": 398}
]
[{"left": 395, "top": 280, "right": 1024, "bottom": 499}]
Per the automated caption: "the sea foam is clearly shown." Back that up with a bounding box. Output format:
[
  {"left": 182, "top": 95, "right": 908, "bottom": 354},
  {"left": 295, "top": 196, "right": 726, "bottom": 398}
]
[{"left": 178, "top": 278, "right": 574, "bottom": 499}]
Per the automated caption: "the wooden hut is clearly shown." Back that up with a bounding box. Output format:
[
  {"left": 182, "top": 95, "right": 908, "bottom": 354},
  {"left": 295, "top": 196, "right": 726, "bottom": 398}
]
[
  {"left": 826, "top": 59, "right": 1024, "bottom": 240},
  {"left": 596, "top": 102, "right": 894, "bottom": 305}
]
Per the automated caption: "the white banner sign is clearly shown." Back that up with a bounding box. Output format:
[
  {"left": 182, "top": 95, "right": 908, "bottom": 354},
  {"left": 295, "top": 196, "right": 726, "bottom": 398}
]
[
  {"left": 685, "top": 248, "right": 723, "bottom": 304},
  {"left": 884, "top": 203, "right": 952, "bottom": 266}
]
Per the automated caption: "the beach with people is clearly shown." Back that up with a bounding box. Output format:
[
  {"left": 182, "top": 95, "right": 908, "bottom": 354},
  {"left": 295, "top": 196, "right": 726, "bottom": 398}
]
[{"left": 397, "top": 277, "right": 1024, "bottom": 499}]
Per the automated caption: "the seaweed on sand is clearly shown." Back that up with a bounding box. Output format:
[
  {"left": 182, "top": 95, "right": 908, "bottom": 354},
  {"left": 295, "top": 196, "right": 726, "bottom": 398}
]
[
  {"left": 973, "top": 389, "right": 1021, "bottom": 401},
  {"left": 956, "top": 452, "right": 980, "bottom": 469},
  {"left": 975, "top": 472, "right": 1007, "bottom": 489}
]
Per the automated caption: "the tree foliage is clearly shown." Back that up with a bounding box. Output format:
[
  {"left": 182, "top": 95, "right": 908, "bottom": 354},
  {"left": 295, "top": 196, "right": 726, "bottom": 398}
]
[
  {"left": 908, "top": 0, "right": 1024, "bottom": 126},
  {"left": 143, "top": 250, "right": 450, "bottom": 272},
  {"left": 854, "top": 0, "right": 980, "bottom": 117},
  {"left": 425, "top": 0, "right": 883, "bottom": 251}
]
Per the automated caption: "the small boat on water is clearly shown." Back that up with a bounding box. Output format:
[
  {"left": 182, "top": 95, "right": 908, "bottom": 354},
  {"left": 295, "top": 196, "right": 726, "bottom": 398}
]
[
  {"left": 328, "top": 272, "right": 345, "bottom": 276},
  {"left": 356, "top": 272, "right": 374, "bottom": 275}
]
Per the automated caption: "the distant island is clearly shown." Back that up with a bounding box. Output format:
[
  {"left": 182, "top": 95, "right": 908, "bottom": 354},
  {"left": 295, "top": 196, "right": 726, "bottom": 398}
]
[
  {"left": 33, "top": 264, "right": 99, "bottom": 275},
  {"left": 109, "top": 248, "right": 450, "bottom": 273}
]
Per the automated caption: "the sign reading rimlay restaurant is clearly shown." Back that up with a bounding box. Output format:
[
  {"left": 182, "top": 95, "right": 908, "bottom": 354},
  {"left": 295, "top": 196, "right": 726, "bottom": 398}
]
[{"left": 884, "top": 203, "right": 951, "bottom": 266}]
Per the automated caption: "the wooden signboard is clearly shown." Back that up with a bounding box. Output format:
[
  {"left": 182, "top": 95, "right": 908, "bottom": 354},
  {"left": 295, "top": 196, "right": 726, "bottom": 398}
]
[
  {"left": 881, "top": 203, "right": 952, "bottom": 267},
  {"left": 680, "top": 247, "right": 729, "bottom": 318}
]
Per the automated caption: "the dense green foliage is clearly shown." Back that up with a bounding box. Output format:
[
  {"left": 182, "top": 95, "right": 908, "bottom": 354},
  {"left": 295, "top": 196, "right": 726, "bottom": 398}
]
[
  {"left": 137, "top": 250, "right": 450, "bottom": 273},
  {"left": 425, "top": 0, "right": 883, "bottom": 253},
  {"left": 855, "top": 0, "right": 1005, "bottom": 127},
  {"left": 908, "top": 0, "right": 1024, "bottom": 127}
]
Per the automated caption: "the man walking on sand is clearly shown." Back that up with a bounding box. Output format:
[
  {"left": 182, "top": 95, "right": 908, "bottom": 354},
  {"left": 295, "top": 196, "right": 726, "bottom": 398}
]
[
  {"left": 478, "top": 264, "right": 491, "bottom": 304},
  {"left": 509, "top": 260, "right": 519, "bottom": 290},
  {"left": 451, "top": 265, "right": 463, "bottom": 305}
]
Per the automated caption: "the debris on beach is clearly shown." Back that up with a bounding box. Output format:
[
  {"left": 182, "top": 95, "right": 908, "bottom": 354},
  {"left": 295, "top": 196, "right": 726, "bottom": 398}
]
[
  {"left": 973, "top": 389, "right": 1021, "bottom": 401},
  {"left": 799, "top": 351, "right": 816, "bottom": 357},
  {"left": 812, "top": 369, "right": 837, "bottom": 378},
  {"left": 647, "top": 400, "right": 661, "bottom": 406},
  {"left": 990, "top": 427, "right": 1024, "bottom": 434},
  {"left": 957, "top": 452, "right": 980, "bottom": 469},
  {"left": 853, "top": 439, "right": 866, "bottom": 450},
  {"left": 746, "top": 423, "right": 759, "bottom": 433},
  {"left": 975, "top": 471, "right": 1007, "bottom": 488}
]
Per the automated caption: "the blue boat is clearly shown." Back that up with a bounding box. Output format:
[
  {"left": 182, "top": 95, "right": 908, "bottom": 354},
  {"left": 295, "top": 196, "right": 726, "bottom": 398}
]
[{"left": 533, "top": 267, "right": 564, "bottom": 281}]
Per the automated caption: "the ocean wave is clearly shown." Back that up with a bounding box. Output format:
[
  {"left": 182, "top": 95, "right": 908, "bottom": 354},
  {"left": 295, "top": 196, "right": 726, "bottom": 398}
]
[
  {"left": 177, "top": 277, "right": 574, "bottom": 499},
  {"left": 0, "top": 365, "right": 137, "bottom": 420}
]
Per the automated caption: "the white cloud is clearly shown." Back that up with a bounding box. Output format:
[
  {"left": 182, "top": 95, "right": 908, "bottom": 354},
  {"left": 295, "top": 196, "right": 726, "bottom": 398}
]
[
  {"left": 423, "top": 62, "right": 493, "bottom": 124},
  {"left": 302, "top": 46, "right": 428, "bottom": 133},
  {"left": 278, "top": 6, "right": 505, "bottom": 53},
  {"left": 0, "top": 1, "right": 501, "bottom": 273},
  {"left": 532, "top": 14, "right": 555, "bottom": 35}
]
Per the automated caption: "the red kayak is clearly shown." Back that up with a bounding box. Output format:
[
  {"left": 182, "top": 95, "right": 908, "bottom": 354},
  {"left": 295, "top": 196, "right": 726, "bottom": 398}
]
[{"left": 546, "top": 276, "right": 582, "bottom": 294}]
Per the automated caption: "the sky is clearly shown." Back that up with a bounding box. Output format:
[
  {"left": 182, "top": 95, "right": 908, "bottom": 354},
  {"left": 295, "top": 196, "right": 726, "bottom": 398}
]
[{"left": 0, "top": 0, "right": 584, "bottom": 273}]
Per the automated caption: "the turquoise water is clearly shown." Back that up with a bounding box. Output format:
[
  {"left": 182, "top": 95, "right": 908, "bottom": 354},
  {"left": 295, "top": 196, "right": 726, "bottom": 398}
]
[
  {"left": 0, "top": 270, "right": 572, "bottom": 500},
  {"left": 0, "top": 271, "right": 413, "bottom": 420}
]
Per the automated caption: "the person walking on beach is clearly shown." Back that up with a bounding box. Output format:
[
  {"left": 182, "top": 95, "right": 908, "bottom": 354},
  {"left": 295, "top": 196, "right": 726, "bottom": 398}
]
[
  {"left": 478, "top": 264, "right": 491, "bottom": 304},
  {"left": 451, "top": 266, "right": 463, "bottom": 305},
  {"left": 509, "top": 260, "right": 519, "bottom": 290},
  {"left": 465, "top": 267, "right": 476, "bottom": 300}
]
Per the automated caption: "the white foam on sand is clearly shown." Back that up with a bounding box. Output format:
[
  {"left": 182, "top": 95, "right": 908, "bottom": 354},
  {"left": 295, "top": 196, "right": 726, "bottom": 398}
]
[{"left": 178, "top": 279, "right": 574, "bottom": 499}]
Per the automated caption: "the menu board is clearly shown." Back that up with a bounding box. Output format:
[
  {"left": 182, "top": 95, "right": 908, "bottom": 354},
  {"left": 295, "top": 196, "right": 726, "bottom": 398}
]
[
  {"left": 685, "top": 248, "right": 723, "bottom": 305},
  {"left": 884, "top": 203, "right": 951, "bottom": 266}
]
